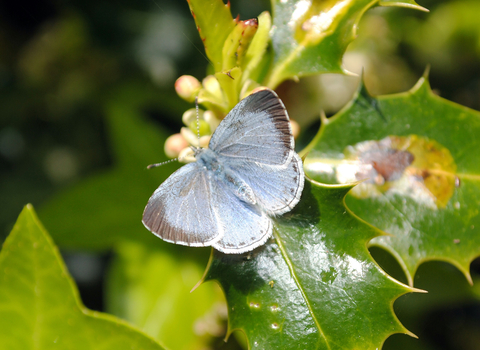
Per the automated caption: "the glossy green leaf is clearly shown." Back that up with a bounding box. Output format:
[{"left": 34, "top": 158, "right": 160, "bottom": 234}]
[
  {"left": 39, "top": 86, "right": 180, "bottom": 250},
  {"left": 304, "top": 75, "right": 480, "bottom": 286},
  {"left": 106, "top": 241, "right": 226, "bottom": 350},
  {"left": 266, "top": 0, "right": 427, "bottom": 89},
  {"left": 0, "top": 205, "right": 164, "bottom": 350},
  {"left": 187, "top": 0, "right": 236, "bottom": 72},
  {"left": 205, "top": 181, "right": 413, "bottom": 349}
]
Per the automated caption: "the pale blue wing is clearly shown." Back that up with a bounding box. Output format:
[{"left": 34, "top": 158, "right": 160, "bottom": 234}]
[
  {"left": 211, "top": 179, "right": 272, "bottom": 254},
  {"left": 226, "top": 153, "right": 305, "bottom": 216},
  {"left": 209, "top": 89, "right": 294, "bottom": 166},
  {"left": 142, "top": 163, "right": 223, "bottom": 247}
]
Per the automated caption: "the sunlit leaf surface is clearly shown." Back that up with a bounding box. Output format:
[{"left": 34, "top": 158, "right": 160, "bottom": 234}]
[
  {"left": 266, "top": 0, "right": 427, "bottom": 88},
  {"left": 206, "top": 181, "right": 413, "bottom": 349},
  {"left": 187, "top": 0, "right": 236, "bottom": 72},
  {"left": 305, "top": 75, "right": 480, "bottom": 285}
]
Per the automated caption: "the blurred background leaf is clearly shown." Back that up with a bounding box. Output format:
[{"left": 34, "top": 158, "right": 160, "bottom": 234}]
[
  {"left": 0, "top": 205, "right": 165, "bottom": 350},
  {"left": 0, "top": 0, "right": 205, "bottom": 243},
  {"left": 280, "top": 0, "right": 480, "bottom": 137},
  {"left": 106, "top": 241, "right": 227, "bottom": 350},
  {"left": 38, "top": 86, "right": 178, "bottom": 250}
]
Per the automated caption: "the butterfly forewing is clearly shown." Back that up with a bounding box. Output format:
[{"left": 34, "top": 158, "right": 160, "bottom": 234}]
[
  {"left": 209, "top": 89, "right": 294, "bottom": 166},
  {"left": 142, "top": 163, "right": 223, "bottom": 246}
]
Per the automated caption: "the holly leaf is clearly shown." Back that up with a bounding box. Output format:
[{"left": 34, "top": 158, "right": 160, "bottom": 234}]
[
  {"left": 304, "top": 74, "right": 480, "bottom": 286},
  {"left": 106, "top": 241, "right": 226, "bottom": 350},
  {"left": 265, "top": 0, "right": 427, "bottom": 88},
  {"left": 0, "top": 205, "right": 164, "bottom": 350},
  {"left": 204, "top": 181, "right": 413, "bottom": 349},
  {"left": 187, "top": 0, "right": 236, "bottom": 72}
]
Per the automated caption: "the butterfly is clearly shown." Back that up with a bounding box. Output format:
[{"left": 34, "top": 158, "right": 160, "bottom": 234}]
[{"left": 142, "top": 88, "right": 304, "bottom": 254}]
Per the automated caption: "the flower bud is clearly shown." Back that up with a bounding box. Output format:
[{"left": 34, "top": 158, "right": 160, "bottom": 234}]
[
  {"left": 203, "top": 110, "right": 220, "bottom": 131},
  {"left": 188, "top": 120, "right": 211, "bottom": 137},
  {"left": 290, "top": 119, "right": 300, "bottom": 139},
  {"left": 164, "top": 133, "right": 189, "bottom": 158},
  {"left": 180, "top": 127, "right": 199, "bottom": 147},
  {"left": 199, "top": 135, "right": 211, "bottom": 148},
  {"left": 182, "top": 108, "right": 204, "bottom": 126},
  {"left": 202, "top": 75, "right": 223, "bottom": 101},
  {"left": 175, "top": 75, "right": 201, "bottom": 102},
  {"left": 178, "top": 147, "right": 195, "bottom": 163},
  {"left": 182, "top": 108, "right": 211, "bottom": 136}
]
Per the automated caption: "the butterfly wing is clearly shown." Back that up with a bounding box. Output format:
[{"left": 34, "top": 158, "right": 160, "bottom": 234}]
[
  {"left": 209, "top": 89, "right": 294, "bottom": 166},
  {"left": 143, "top": 89, "right": 303, "bottom": 253},
  {"left": 142, "top": 163, "right": 223, "bottom": 247},
  {"left": 227, "top": 153, "right": 305, "bottom": 216},
  {"left": 211, "top": 179, "right": 272, "bottom": 254}
]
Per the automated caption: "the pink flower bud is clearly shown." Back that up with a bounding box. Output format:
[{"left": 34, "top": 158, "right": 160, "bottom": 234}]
[
  {"left": 164, "top": 133, "right": 189, "bottom": 158},
  {"left": 175, "top": 75, "right": 201, "bottom": 102}
]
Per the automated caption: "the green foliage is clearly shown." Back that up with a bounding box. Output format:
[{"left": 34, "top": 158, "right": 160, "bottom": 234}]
[
  {"left": 187, "top": 0, "right": 236, "bottom": 72},
  {"left": 39, "top": 86, "right": 178, "bottom": 250},
  {"left": 0, "top": 205, "right": 164, "bottom": 350},
  {"left": 106, "top": 241, "right": 226, "bottom": 350},
  {"left": 206, "top": 182, "right": 412, "bottom": 349},
  {"left": 266, "top": 0, "right": 427, "bottom": 88},
  {"left": 304, "top": 75, "right": 480, "bottom": 286},
  {"left": 1, "top": 0, "right": 480, "bottom": 349}
]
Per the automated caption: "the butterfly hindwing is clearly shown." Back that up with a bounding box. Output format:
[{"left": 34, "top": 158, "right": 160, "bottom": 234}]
[
  {"left": 142, "top": 163, "right": 223, "bottom": 246},
  {"left": 226, "top": 153, "right": 305, "bottom": 216},
  {"left": 209, "top": 89, "right": 294, "bottom": 166},
  {"left": 211, "top": 178, "right": 272, "bottom": 254}
]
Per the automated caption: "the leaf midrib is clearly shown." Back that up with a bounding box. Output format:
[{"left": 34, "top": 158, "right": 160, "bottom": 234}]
[
  {"left": 31, "top": 222, "right": 41, "bottom": 350},
  {"left": 305, "top": 157, "right": 480, "bottom": 182},
  {"left": 272, "top": 229, "right": 330, "bottom": 350}
]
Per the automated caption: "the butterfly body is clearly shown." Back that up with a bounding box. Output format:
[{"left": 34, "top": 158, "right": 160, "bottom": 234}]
[
  {"left": 196, "top": 148, "right": 256, "bottom": 205},
  {"left": 143, "top": 89, "right": 304, "bottom": 254}
]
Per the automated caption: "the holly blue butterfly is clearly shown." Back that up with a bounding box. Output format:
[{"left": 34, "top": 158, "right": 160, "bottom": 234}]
[{"left": 142, "top": 88, "right": 305, "bottom": 254}]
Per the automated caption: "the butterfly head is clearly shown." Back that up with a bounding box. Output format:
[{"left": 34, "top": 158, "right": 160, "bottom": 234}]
[{"left": 192, "top": 145, "right": 204, "bottom": 157}]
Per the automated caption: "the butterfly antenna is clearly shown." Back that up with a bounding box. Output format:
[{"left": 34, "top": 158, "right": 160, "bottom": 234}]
[
  {"left": 146, "top": 158, "right": 178, "bottom": 169},
  {"left": 195, "top": 96, "right": 201, "bottom": 149}
]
